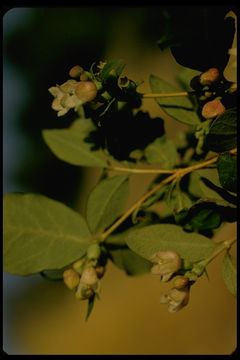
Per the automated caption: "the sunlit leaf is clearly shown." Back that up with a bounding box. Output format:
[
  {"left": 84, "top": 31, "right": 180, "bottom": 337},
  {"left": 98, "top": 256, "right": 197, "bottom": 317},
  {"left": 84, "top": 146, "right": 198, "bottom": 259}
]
[
  {"left": 42, "top": 118, "right": 107, "bottom": 167},
  {"left": 125, "top": 224, "right": 217, "bottom": 262},
  {"left": 4, "top": 193, "right": 91, "bottom": 275},
  {"left": 149, "top": 74, "right": 200, "bottom": 125},
  {"left": 221, "top": 252, "right": 236, "bottom": 296}
]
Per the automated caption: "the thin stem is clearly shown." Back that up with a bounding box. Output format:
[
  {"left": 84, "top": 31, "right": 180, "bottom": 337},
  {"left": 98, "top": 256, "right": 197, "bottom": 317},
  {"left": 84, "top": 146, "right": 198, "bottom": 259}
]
[
  {"left": 100, "top": 173, "right": 176, "bottom": 241},
  {"left": 100, "top": 148, "right": 237, "bottom": 242},
  {"left": 107, "top": 165, "right": 176, "bottom": 174},
  {"left": 205, "top": 237, "right": 236, "bottom": 266},
  {"left": 140, "top": 92, "right": 191, "bottom": 98},
  {"left": 177, "top": 147, "right": 237, "bottom": 177}
]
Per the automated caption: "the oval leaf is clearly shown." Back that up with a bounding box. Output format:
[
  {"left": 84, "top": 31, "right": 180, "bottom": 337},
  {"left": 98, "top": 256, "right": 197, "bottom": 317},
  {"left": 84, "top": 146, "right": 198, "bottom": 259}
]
[
  {"left": 42, "top": 118, "right": 107, "bottom": 167},
  {"left": 217, "top": 153, "right": 237, "bottom": 193},
  {"left": 149, "top": 74, "right": 200, "bottom": 126},
  {"left": 144, "top": 136, "right": 178, "bottom": 168},
  {"left": 204, "top": 108, "right": 237, "bottom": 152},
  {"left": 125, "top": 224, "right": 217, "bottom": 262},
  {"left": 106, "top": 230, "right": 152, "bottom": 276},
  {"left": 109, "top": 247, "right": 152, "bottom": 276},
  {"left": 3, "top": 193, "right": 91, "bottom": 275},
  {"left": 221, "top": 252, "right": 236, "bottom": 296},
  {"left": 86, "top": 175, "right": 129, "bottom": 233}
]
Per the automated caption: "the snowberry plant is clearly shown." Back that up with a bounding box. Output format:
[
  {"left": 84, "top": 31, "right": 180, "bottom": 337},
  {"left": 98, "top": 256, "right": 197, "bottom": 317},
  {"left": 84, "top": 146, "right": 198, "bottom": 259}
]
[{"left": 3, "top": 8, "right": 237, "bottom": 319}]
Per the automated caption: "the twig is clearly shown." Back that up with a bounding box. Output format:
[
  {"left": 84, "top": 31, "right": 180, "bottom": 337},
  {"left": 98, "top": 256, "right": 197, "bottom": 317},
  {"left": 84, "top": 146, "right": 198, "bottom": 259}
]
[
  {"left": 140, "top": 91, "right": 193, "bottom": 98},
  {"left": 100, "top": 148, "right": 237, "bottom": 242}
]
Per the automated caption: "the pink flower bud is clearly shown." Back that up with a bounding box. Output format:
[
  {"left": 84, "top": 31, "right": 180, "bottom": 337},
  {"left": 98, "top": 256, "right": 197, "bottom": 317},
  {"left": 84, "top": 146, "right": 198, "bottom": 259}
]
[
  {"left": 200, "top": 68, "right": 220, "bottom": 86},
  {"left": 75, "top": 81, "right": 97, "bottom": 103},
  {"left": 201, "top": 99, "right": 225, "bottom": 119},
  {"left": 173, "top": 276, "right": 189, "bottom": 290},
  {"left": 69, "top": 65, "right": 84, "bottom": 78}
]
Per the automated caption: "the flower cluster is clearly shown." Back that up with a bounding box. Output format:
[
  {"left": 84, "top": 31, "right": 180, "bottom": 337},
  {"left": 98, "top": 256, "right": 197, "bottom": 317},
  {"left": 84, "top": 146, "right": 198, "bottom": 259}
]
[
  {"left": 150, "top": 251, "right": 182, "bottom": 282},
  {"left": 63, "top": 243, "right": 106, "bottom": 301},
  {"left": 160, "top": 276, "right": 190, "bottom": 313},
  {"left": 150, "top": 250, "right": 193, "bottom": 313},
  {"left": 48, "top": 65, "right": 98, "bottom": 117}
]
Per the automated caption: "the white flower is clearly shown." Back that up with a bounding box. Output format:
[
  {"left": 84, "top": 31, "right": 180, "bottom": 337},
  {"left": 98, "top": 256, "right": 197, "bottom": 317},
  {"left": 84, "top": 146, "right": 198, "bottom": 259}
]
[
  {"left": 75, "top": 267, "right": 100, "bottom": 300},
  {"left": 150, "top": 251, "right": 182, "bottom": 282},
  {"left": 160, "top": 286, "right": 190, "bottom": 313},
  {"left": 48, "top": 79, "right": 82, "bottom": 117},
  {"left": 49, "top": 78, "right": 97, "bottom": 117}
]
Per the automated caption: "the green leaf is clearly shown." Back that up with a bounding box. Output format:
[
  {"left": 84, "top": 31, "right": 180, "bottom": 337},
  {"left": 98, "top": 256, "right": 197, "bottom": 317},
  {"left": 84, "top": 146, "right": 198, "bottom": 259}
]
[
  {"left": 149, "top": 74, "right": 200, "bottom": 126},
  {"left": 196, "top": 169, "right": 236, "bottom": 206},
  {"left": 221, "top": 252, "right": 236, "bottom": 296},
  {"left": 86, "top": 175, "right": 129, "bottom": 233},
  {"left": 110, "top": 247, "right": 152, "bottom": 276},
  {"left": 165, "top": 181, "right": 193, "bottom": 214},
  {"left": 217, "top": 153, "right": 237, "bottom": 193},
  {"left": 106, "top": 232, "right": 152, "bottom": 275},
  {"left": 177, "top": 67, "right": 200, "bottom": 91},
  {"left": 125, "top": 224, "right": 217, "bottom": 262},
  {"left": 100, "top": 60, "right": 125, "bottom": 81},
  {"left": 144, "top": 136, "right": 178, "bottom": 168},
  {"left": 188, "top": 208, "right": 221, "bottom": 231},
  {"left": 3, "top": 193, "right": 91, "bottom": 275},
  {"left": 204, "top": 108, "right": 237, "bottom": 152},
  {"left": 42, "top": 118, "right": 107, "bottom": 167},
  {"left": 188, "top": 172, "right": 204, "bottom": 198},
  {"left": 85, "top": 295, "right": 96, "bottom": 321}
]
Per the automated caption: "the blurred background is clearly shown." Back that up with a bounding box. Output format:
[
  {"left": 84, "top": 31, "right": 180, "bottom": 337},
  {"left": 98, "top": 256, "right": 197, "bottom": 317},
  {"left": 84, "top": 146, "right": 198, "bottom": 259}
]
[{"left": 3, "top": 6, "right": 236, "bottom": 354}]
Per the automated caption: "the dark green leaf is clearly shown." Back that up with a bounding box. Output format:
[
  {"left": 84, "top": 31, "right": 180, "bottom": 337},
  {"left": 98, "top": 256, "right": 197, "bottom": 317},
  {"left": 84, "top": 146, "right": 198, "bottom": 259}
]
[
  {"left": 100, "top": 60, "right": 125, "bottom": 81},
  {"left": 40, "top": 269, "right": 64, "bottom": 281},
  {"left": 217, "top": 153, "right": 237, "bottom": 193},
  {"left": 110, "top": 247, "right": 151, "bottom": 276},
  {"left": 149, "top": 74, "right": 200, "bottom": 126},
  {"left": 204, "top": 108, "right": 237, "bottom": 152},
  {"left": 221, "top": 252, "right": 236, "bottom": 296},
  {"left": 4, "top": 193, "right": 91, "bottom": 275},
  {"left": 167, "top": 7, "right": 235, "bottom": 71},
  {"left": 125, "top": 224, "right": 217, "bottom": 262},
  {"left": 85, "top": 294, "right": 96, "bottom": 321},
  {"left": 144, "top": 136, "right": 178, "bottom": 168},
  {"left": 188, "top": 208, "right": 221, "bottom": 231},
  {"left": 86, "top": 175, "right": 129, "bottom": 233},
  {"left": 42, "top": 118, "right": 107, "bottom": 167},
  {"left": 196, "top": 169, "right": 237, "bottom": 206}
]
